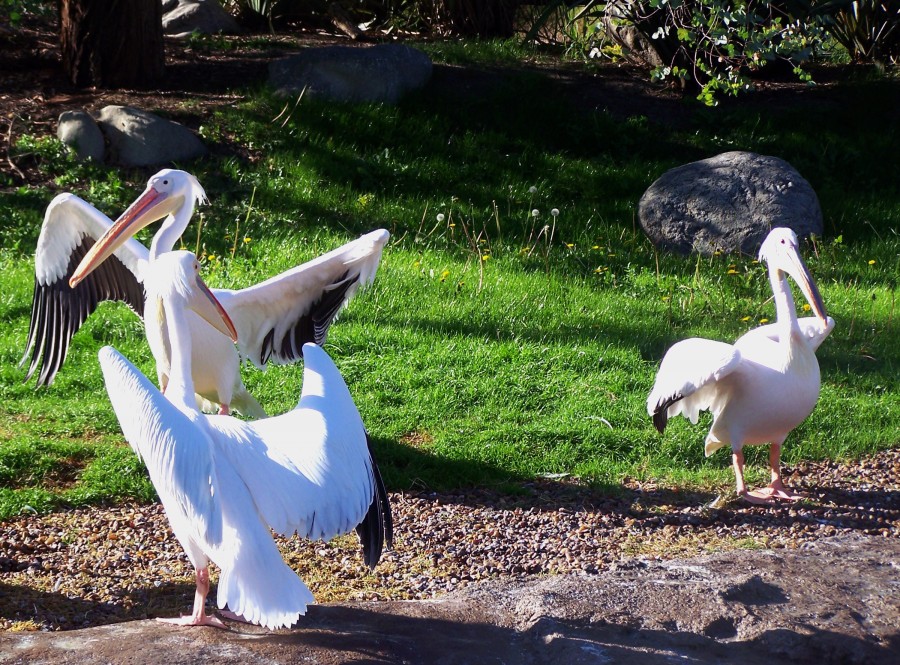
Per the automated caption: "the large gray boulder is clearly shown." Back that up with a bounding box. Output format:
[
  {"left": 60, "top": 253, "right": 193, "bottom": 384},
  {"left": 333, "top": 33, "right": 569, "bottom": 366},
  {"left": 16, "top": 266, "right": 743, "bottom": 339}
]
[
  {"left": 57, "top": 110, "right": 105, "bottom": 162},
  {"left": 639, "top": 151, "right": 824, "bottom": 255},
  {"left": 269, "top": 44, "right": 433, "bottom": 104},
  {"left": 162, "top": 0, "right": 241, "bottom": 37},
  {"left": 96, "top": 105, "right": 207, "bottom": 167}
]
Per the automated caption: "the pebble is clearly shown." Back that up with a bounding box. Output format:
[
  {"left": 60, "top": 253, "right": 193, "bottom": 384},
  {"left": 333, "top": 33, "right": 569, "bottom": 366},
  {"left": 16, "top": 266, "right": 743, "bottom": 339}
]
[{"left": 0, "top": 450, "right": 897, "bottom": 631}]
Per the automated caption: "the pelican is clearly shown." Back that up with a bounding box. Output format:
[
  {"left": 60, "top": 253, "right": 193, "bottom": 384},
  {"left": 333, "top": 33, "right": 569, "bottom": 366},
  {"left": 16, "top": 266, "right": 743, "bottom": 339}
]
[
  {"left": 22, "top": 169, "right": 389, "bottom": 417},
  {"left": 98, "top": 250, "right": 392, "bottom": 629},
  {"left": 647, "top": 228, "right": 834, "bottom": 505}
]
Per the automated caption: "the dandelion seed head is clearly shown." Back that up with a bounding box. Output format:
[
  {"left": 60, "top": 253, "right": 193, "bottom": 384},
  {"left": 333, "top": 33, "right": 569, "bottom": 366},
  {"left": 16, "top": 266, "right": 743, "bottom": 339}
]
[
  {"left": 532, "top": 209, "right": 540, "bottom": 218},
  {"left": 551, "top": 208, "right": 560, "bottom": 217},
  {"left": 528, "top": 186, "right": 537, "bottom": 194},
  {"left": 437, "top": 213, "right": 445, "bottom": 222}
]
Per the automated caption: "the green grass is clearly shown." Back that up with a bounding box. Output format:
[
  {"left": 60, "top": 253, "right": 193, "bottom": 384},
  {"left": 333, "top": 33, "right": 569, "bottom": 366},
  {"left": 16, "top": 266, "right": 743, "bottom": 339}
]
[{"left": 0, "top": 43, "right": 898, "bottom": 520}]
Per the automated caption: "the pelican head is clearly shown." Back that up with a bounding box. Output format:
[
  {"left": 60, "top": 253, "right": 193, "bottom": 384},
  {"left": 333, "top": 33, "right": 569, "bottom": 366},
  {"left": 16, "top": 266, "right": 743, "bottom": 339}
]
[
  {"left": 146, "top": 250, "right": 238, "bottom": 343},
  {"left": 69, "top": 170, "right": 207, "bottom": 288},
  {"left": 758, "top": 227, "right": 827, "bottom": 324}
]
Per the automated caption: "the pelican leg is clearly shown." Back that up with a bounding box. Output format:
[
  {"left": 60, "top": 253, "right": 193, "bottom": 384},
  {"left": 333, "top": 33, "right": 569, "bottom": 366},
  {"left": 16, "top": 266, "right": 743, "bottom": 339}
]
[
  {"left": 158, "top": 566, "right": 228, "bottom": 628},
  {"left": 763, "top": 443, "right": 804, "bottom": 501},
  {"left": 217, "top": 403, "right": 230, "bottom": 416},
  {"left": 733, "top": 450, "right": 777, "bottom": 506}
]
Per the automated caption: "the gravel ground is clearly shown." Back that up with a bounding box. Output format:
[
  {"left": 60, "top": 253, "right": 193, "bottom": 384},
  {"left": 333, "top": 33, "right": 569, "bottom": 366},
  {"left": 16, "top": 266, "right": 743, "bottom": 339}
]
[{"left": 1, "top": 449, "right": 898, "bottom": 632}]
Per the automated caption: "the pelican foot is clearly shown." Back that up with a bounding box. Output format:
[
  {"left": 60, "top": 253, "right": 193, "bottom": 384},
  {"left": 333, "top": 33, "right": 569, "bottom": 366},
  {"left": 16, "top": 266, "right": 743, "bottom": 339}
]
[
  {"left": 739, "top": 489, "right": 778, "bottom": 505},
  {"left": 767, "top": 485, "right": 805, "bottom": 502},
  {"left": 157, "top": 613, "right": 229, "bottom": 629},
  {"left": 741, "top": 485, "right": 805, "bottom": 505}
]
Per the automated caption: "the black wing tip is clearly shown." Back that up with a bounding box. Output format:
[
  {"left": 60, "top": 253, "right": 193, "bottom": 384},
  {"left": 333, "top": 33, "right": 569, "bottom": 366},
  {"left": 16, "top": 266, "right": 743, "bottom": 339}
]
[
  {"left": 650, "top": 393, "right": 684, "bottom": 434},
  {"left": 652, "top": 407, "right": 669, "bottom": 434},
  {"left": 356, "top": 430, "right": 394, "bottom": 570}
]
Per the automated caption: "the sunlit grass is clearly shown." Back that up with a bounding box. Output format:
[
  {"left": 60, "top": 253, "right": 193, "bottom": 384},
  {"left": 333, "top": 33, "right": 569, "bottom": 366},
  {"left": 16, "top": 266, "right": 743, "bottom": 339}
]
[{"left": 0, "top": 46, "right": 898, "bottom": 520}]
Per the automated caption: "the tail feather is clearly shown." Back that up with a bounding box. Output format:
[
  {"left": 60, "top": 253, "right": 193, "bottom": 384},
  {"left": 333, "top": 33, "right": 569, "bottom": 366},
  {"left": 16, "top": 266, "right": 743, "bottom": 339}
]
[{"left": 217, "top": 555, "right": 314, "bottom": 630}]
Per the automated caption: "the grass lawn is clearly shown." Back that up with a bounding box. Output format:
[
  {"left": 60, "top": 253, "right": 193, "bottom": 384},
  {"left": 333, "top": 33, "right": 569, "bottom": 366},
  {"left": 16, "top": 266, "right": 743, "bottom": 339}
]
[{"left": 0, "top": 41, "right": 898, "bottom": 520}]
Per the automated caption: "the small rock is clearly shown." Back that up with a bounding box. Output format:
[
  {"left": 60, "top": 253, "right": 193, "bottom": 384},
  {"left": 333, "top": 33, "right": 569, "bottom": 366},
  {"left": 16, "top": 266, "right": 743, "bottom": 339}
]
[
  {"left": 162, "top": 0, "right": 241, "bottom": 37},
  {"left": 269, "top": 44, "right": 433, "bottom": 104},
  {"left": 96, "top": 106, "right": 207, "bottom": 167},
  {"left": 57, "top": 110, "right": 105, "bottom": 162}
]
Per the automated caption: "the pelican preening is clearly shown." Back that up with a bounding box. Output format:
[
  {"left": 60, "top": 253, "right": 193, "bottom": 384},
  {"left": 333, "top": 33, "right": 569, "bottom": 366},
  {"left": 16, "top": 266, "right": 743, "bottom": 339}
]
[
  {"left": 99, "top": 251, "right": 392, "bottom": 629},
  {"left": 22, "top": 169, "right": 389, "bottom": 417},
  {"left": 647, "top": 228, "right": 834, "bottom": 505}
]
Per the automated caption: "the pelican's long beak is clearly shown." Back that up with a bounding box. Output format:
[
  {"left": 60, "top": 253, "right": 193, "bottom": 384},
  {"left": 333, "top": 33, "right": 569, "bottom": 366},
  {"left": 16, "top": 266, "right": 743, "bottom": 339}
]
[
  {"left": 191, "top": 274, "right": 238, "bottom": 343},
  {"left": 786, "top": 249, "right": 828, "bottom": 324},
  {"left": 69, "top": 185, "right": 178, "bottom": 288}
]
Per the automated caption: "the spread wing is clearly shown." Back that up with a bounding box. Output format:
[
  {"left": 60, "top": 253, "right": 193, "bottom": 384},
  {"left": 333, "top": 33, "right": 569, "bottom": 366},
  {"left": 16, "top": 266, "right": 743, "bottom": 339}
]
[
  {"left": 214, "top": 229, "right": 389, "bottom": 367},
  {"left": 205, "top": 345, "right": 387, "bottom": 561},
  {"left": 22, "top": 194, "right": 147, "bottom": 386},
  {"left": 97, "top": 346, "right": 222, "bottom": 545}
]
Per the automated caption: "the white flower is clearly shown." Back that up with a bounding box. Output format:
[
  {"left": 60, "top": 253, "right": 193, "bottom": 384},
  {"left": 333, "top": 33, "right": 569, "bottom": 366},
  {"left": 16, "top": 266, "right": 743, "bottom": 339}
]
[{"left": 528, "top": 186, "right": 537, "bottom": 194}]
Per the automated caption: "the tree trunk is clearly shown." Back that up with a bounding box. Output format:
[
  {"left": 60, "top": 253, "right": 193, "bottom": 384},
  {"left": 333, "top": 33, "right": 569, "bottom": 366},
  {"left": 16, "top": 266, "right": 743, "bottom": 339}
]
[{"left": 59, "top": 0, "right": 164, "bottom": 88}]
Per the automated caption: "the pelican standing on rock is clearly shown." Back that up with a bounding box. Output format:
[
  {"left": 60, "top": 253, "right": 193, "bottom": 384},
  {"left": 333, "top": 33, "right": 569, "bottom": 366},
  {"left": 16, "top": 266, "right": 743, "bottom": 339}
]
[
  {"left": 22, "top": 169, "right": 389, "bottom": 417},
  {"left": 99, "top": 250, "right": 392, "bottom": 629},
  {"left": 647, "top": 228, "right": 834, "bottom": 505}
]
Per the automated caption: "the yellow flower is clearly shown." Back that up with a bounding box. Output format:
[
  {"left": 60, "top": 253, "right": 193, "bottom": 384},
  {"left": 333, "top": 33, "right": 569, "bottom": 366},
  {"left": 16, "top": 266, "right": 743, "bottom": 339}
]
[
  {"left": 759, "top": 318, "right": 769, "bottom": 324},
  {"left": 802, "top": 303, "right": 811, "bottom": 312},
  {"left": 440, "top": 269, "right": 450, "bottom": 282},
  {"left": 243, "top": 236, "right": 252, "bottom": 243},
  {"left": 727, "top": 269, "right": 739, "bottom": 275},
  {"left": 741, "top": 316, "right": 751, "bottom": 322},
  {"left": 566, "top": 243, "right": 574, "bottom": 248},
  {"left": 868, "top": 259, "right": 876, "bottom": 265},
  {"left": 414, "top": 260, "right": 421, "bottom": 268},
  {"left": 592, "top": 245, "right": 600, "bottom": 250}
]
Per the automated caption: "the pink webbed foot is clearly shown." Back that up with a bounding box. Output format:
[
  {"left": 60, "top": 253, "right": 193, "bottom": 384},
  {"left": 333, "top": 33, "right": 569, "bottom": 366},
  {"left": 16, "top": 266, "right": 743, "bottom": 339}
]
[
  {"left": 740, "top": 484, "right": 804, "bottom": 505},
  {"left": 157, "top": 613, "right": 229, "bottom": 629}
]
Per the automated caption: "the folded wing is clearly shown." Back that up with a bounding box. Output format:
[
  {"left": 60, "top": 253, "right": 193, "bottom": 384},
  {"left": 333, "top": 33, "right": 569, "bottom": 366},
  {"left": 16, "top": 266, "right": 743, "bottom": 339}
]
[{"left": 646, "top": 338, "right": 742, "bottom": 433}]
